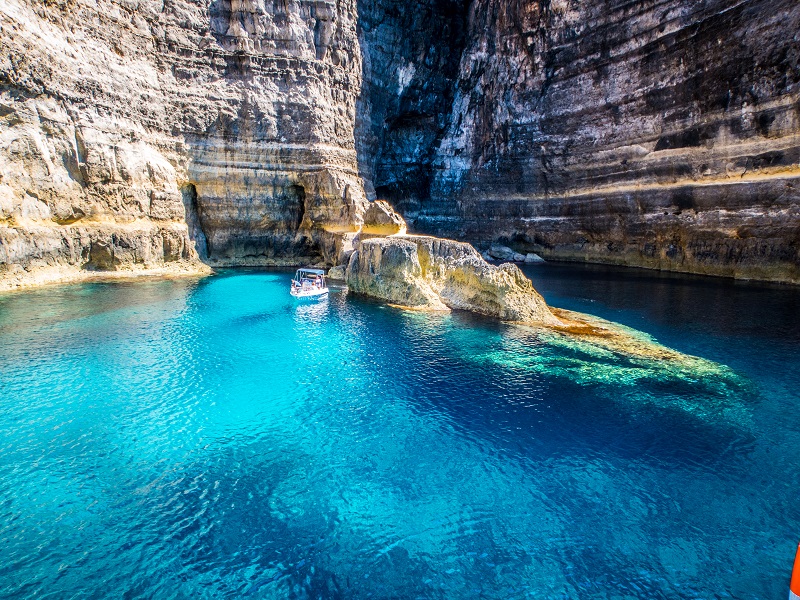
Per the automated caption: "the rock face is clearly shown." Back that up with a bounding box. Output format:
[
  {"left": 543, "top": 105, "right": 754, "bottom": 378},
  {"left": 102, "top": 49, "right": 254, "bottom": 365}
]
[
  {"left": 359, "top": 0, "right": 800, "bottom": 283},
  {"left": 345, "top": 234, "right": 559, "bottom": 324},
  {"left": 0, "top": 0, "right": 367, "bottom": 288},
  {"left": 361, "top": 199, "right": 407, "bottom": 236},
  {"left": 2, "top": 0, "right": 799, "bottom": 288}
]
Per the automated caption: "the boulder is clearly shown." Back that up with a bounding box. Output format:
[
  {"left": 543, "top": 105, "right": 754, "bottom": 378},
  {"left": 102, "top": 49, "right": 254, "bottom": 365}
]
[
  {"left": 345, "top": 237, "right": 447, "bottom": 310},
  {"left": 345, "top": 235, "right": 559, "bottom": 324},
  {"left": 361, "top": 200, "right": 407, "bottom": 236},
  {"left": 487, "top": 243, "right": 517, "bottom": 261},
  {"left": 327, "top": 265, "right": 346, "bottom": 281},
  {"left": 525, "top": 253, "right": 545, "bottom": 264}
]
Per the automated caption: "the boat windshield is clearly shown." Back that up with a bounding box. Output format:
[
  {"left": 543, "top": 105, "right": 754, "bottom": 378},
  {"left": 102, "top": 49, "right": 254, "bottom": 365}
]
[
  {"left": 293, "top": 269, "right": 326, "bottom": 288},
  {"left": 295, "top": 269, "right": 325, "bottom": 278}
]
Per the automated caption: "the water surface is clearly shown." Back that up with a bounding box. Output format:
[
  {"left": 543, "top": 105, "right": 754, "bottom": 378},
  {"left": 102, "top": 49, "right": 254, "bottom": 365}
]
[{"left": 0, "top": 264, "right": 798, "bottom": 599}]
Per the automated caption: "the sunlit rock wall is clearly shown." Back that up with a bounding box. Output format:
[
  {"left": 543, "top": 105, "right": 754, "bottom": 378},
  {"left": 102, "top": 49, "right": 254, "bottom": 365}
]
[
  {"left": 2, "top": 0, "right": 799, "bottom": 287},
  {"left": 362, "top": 0, "right": 800, "bottom": 283},
  {"left": 0, "top": 0, "right": 367, "bottom": 287}
]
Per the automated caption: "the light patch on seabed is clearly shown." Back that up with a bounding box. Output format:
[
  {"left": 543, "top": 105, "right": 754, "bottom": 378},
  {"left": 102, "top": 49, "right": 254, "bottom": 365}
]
[{"left": 438, "top": 312, "right": 754, "bottom": 427}]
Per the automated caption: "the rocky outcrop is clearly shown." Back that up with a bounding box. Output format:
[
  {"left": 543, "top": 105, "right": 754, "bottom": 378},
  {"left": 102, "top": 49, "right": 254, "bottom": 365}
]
[
  {"left": 345, "top": 234, "right": 559, "bottom": 323},
  {"left": 343, "top": 232, "right": 746, "bottom": 372},
  {"left": 360, "top": 0, "right": 800, "bottom": 283},
  {"left": 361, "top": 199, "right": 407, "bottom": 236},
  {"left": 0, "top": 0, "right": 367, "bottom": 289}
]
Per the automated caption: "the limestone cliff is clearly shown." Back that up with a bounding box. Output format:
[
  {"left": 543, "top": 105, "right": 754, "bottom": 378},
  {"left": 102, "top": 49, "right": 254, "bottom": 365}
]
[
  {"left": 0, "top": 0, "right": 367, "bottom": 289},
  {"left": 2, "top": 0, "right": 799, "bottom": 289},
  {"left": 359, "top": 0, "right": 800, "bottom": 283}
]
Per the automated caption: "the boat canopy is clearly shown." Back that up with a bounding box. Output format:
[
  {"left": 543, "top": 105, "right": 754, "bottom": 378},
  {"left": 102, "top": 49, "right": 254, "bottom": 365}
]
[{"left": 296, "top": 268, "right": 326, "bottom": 276}]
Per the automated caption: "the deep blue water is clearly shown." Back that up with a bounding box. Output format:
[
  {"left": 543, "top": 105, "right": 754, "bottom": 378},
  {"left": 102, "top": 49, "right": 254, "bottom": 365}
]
[{"left": 0, "top": 264, "right": 798, "bottom": 599}]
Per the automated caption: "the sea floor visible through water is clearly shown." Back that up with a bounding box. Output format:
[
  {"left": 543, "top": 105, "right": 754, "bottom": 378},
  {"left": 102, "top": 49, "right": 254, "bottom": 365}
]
[{"left": 0, "top": 262, "right": 798, "bottom": 599}]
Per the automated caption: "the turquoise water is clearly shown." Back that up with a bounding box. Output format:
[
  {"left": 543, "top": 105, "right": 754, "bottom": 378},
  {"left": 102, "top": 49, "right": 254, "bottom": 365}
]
[{"left": 0, "top": 265, "right": 798, "bottom": 599}]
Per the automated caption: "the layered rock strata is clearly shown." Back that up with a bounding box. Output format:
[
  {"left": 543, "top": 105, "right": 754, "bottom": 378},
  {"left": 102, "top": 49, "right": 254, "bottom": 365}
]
[
  {"left": 360, "top": 0, "right": 800, "bottom": 283},
  {"left": 0, "top": 0, "right": 367, "bottom": 289},
  {"left": 2, "top": 0, "right": 799, "bottom": 289}
]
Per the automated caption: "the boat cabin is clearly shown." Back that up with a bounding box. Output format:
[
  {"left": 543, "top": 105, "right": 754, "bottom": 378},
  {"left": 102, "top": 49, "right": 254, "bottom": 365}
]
[{"left": 291, "top": 268, "right": 328, "bottom": 297}]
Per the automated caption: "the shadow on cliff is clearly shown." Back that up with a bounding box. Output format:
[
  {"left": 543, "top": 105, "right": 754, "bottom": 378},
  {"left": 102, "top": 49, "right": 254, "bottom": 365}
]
[
  {"left": 353, "top": 0, "right": 470, "bottom": 220},
  {"left": 181, "top": 183, "right": 210, "bottom": 262}
]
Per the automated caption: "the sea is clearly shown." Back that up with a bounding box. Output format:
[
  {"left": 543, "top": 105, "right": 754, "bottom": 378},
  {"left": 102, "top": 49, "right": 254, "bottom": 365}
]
[{"left": 0, "top": 263, "right": 798, "bottom": 599}]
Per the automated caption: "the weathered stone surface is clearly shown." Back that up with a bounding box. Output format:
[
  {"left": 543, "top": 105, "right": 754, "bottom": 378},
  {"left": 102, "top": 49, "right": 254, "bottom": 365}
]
[
  {"left": 327, "top": 264, "right": 346, "bottom": 281},
  {"left": 0, "top": 0, "right": 367, "bottom": 288},
  {"left": 344, "top": 231, "right": 750, "bottom": 374},
  {"left": 486, "top": 243, "right": 523, "bottom": 262},
  {"left": 359, "top": 0, "right": 800, "bottom": 283},
  {"left": 345, "top": 234, "right": 559, "bottom": 324},
  {"left": 524, "top": 253, "right": 545, "bottom": 264},
  {"left": 345, "top": 236, "right": 448, "bottom": 310},
  {"left": 486, "top": 244, "right": 511, "bottom": 261},
  {"left": 361, "top": 200, "right": 407, "bottom": 236},
  {"left": 2, "top": 0, "right": 799, "bottom": 287}
]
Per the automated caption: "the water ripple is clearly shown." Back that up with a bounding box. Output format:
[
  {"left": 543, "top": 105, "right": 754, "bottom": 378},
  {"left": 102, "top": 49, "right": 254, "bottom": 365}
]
[{"left": 0, "top": 270, "right": 798, "bottom": 598}]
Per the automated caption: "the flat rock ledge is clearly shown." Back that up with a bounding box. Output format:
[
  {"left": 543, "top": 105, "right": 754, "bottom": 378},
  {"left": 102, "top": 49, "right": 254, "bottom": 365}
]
[{"left": 0, "top": 261, "right": 212, "bottom": 293}]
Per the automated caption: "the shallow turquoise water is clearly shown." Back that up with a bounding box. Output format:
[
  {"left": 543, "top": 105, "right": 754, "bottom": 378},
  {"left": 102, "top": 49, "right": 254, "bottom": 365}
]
[{"left": 0, "top": 265, "right": 798, "bottom": 599}]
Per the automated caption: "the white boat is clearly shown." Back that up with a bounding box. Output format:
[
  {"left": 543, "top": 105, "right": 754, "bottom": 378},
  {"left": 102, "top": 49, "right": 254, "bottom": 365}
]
[{"left": 290, "top": 268, "right": 329, "bottom": 299}]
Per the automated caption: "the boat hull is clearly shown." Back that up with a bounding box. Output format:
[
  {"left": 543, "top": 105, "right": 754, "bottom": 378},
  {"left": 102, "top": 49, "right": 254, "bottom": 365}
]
[{"left": 290, "top": 289, "right": 329, "bottom": 300}]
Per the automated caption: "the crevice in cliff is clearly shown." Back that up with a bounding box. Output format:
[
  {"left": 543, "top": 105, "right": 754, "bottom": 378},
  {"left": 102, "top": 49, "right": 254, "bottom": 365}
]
[
  {"left": 289, "top": 184, "right": 307, "bottom": 231},
  {"left": 354, "top": 0, "right": 471, "bottom": 220},
  {"left": 181, "top": 183, "right": 209, "bottom": 260}
]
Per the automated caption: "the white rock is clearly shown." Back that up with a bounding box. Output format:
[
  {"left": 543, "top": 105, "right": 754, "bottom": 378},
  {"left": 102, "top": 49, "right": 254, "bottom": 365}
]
[{"left": 487, "top": 243, "right": 516, "bottom": 260}]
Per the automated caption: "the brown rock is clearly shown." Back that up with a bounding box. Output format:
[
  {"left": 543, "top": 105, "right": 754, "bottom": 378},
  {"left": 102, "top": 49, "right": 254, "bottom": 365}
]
[{"left": 361, "top": 200, "right": 407, "bottom": 236}]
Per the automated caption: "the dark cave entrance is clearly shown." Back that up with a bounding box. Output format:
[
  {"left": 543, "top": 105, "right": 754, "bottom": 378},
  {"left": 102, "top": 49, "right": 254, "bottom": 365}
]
[
  {"left": 180, "top": 183, "right": 209, "bottom": 260},
  {"left": 287, "top": 184, "right": 307, "bottom": 231}
]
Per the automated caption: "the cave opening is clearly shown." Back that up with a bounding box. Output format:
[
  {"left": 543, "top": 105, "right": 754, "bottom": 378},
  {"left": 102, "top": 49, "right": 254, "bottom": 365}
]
[
  {"left": 180, "top": 183, "right": 209, "bottom": 260},
  {"left": 288, "top": 184, "right": 307, "bottom": 231}
]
